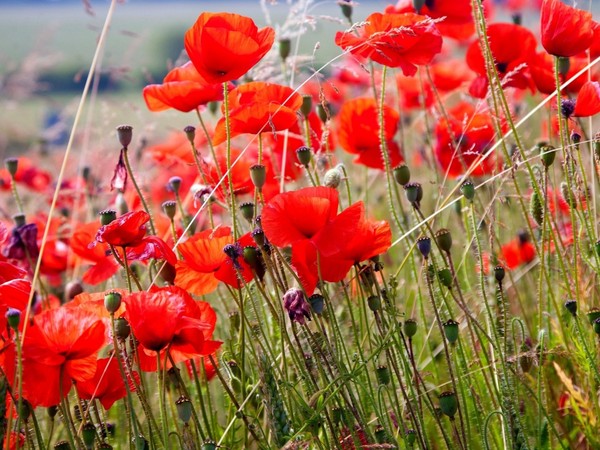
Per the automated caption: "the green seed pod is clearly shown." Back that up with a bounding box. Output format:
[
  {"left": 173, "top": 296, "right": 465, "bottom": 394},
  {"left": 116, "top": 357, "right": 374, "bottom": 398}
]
[
  {"left": 588, "top": 308, "right": 600, "bottom": 325},
  {"left": 116, "top": 125, "right": 133, "bottom": 149},
  {"left": 376, "top": 365, "right": 390, "bottom": 386},
  {"left": 4, "top": 158, "right": 18, "bottom": 177},
  {"left": 437, "top": 268, "right": 453, "bottom": 289},
  {"left": 300, "top": 95, "right": 313, "bottom": 118},
  {"left": 460, "top": 180, "right": 475, "bottom": 201},
  {"left": 5, "top": 308, "right": 20, "bottom": 332},
  {"left": 279, "top": 38, "right": 291, "bottom": 61},
  {"left": 162, "top": 201, "right": 177, "bottom": 220},
  {"left": 404, "top": 182, "right": 423, "bottom": 207},
  {"left": 296, "top": 146, "right": 312, "bottom": 167},
  {"left": 317, "top": 101, "right": 330, "bottom": 123},
  {"left": 104, "top": 291, "right": 122, "bottom": 314},
  {"left": 539, "top": 144, "right": 556, "bottom": 168},
  {"left": 367, "top": 295, "right": 381, "bottom": 312},
  {"left": 560, "top": 181, "right": 576, "bottom": 209},
  {"left": 201, "top": 440, "right": 217, "bottom": 450},
  {"left": 564, "top": 299, "right": 577, "bottom": 318},
  {"left": 242, "top": 246, "right": 259, "bottom": 268},
  {"left": 393, "top": 164, "right": 410, "bottom": 186},
  {"left": 435, "top": 228, "right": 452, "bottom": 253},
  {"left": 494, "top": 265, "right": 506, "bottom": 283},
  {"left": 405, "top": 429, "right": 417, "bottom": 445},
  {"left": 239, "top": 202, "right": 255, "bottom": 222},
  {"left": 250, "top": 164, "right": 266, "bottom": 190},
  {"left": 530, "top": 191, "right": 544, "bottom": 226},
  {"left": 99, "top": 209, "right": 117, "bottom": 226},
  {"left": 114, "top": 317, "right": 130, "bottom": 340},
  {"left": 176, "top": 396, "right": 192, "bottom": 424},
  {"left": 404, "top": 319, "right": 418, "bottom": 338},
  {"left": 438, "top": 391, "right": 458, "bottom": 418},
  {"left": 54, "top": 441, "right": 71, "bottom": 450},
  {"left": 443, "top": 319, "right": 460, "bottom": 344},
  {"left": 183, "top": 125, "right": 195, "bottom": 144},
  {"left": 309, "top": 294, "right": 325, "bottom": 314},
  {"left": 374, "top": 425, "right": 388, "bottom": 444},
  {"left": 82, "top": 423, "right": 96, "bottom": 449}
]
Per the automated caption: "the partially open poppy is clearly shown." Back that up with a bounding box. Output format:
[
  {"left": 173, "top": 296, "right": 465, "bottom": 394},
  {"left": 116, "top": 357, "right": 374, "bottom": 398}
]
[
  {"left": 434, "top": 102, "right": 500, "bottom": 178},
  {"left": 71, "top": 222, "right": 119, "bottom": 285},
  {"left": 143, "top": 62, "right": 225, "bottom": 113},
  {"left": 76, "top": 357, "right": 138, "bottom": 410},
  {"left": 573, "top": 81, "right": 600, "bottom": 117},
  {"left": 92, "top": 211, "right": 149, "bottom": 248},
  {"left": 529, "top": 52, "right": 594, "bottom": 94},
  {"left": 540, "top": 0, "right": 594, "bottom": 58},
  {"left": 336, "top": 97, "right": 403, "bottom": 170},
  {"left": 212, "top": 82, "right": 303, "bottom": 146},
  {"left": 466, "top": 23, "right": 537, "bottom": 98},
  {"left": 185, "top": 12, "right": 275, "bottom": 84},
  {"left": 335, "top": 12, "right": 442, "bottom": 76}
]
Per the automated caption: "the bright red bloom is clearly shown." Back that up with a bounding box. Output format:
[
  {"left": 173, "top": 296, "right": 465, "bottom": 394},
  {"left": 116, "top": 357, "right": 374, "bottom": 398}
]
[
  {"left": 590, "top": 22, "right": 600, "bottom": 59},
  {"left": 185, "top": 12, "right": 275, "bottom": 84},
  {"left": 573, "top": 81, "right": 600, "bottom": 117},
  {"left": 175, "top": 227, "right": 254, "bottom": 296},
  {"left": 21, "top": 307, "right": 106, "bottom": 407},
  {"left": 337, "top": 97, "right": 403, "bottom": 170},
  {"left": 93, "top": 211, "right": 149, "bottom": 248},
  {"left": 212, "top": 82, "right": 303, "bottom": 146},
  {"left": 71, "top": 222, "right": 119, "bottom": 285},
  {"left": 385, "top": 0, "right": 488, "bottom": 41},
  {"left": 261, "top": 187, "right": 363, "bottom": 257},
  {"left": 76, "top": 357, "right": 137, "bottom": 410},
  {"left": 143, "top": 62, "right": 225, "bottom": 113},
  {"left": 396, "top": 73, "right": 434, "bottom": 110},
  {"left": 429, "top": 60, "right": 474, "bottom": 93},
  {"left": 540, "top": 0, "right": 594, "bottom": 57},
  {"left": 335, "top": 12, "right": 442, "bottom": 76},
  {"left": 529, "top": 52, "right": 594, "bottom": 94},
  {"left": 434, "top": 102, "right": 500, "bottom": 178},
  {"left": 501, "top": 233, "right": 536, "bottom": 269},
  {"left": 124, "top": 286, "right": 221, "bottom": 371},
  {"left": 292, "top": 215, "right": 392, "bottom": 295},
  {"left": 466, "top": 23, "right": 537, "bottom": 98}
]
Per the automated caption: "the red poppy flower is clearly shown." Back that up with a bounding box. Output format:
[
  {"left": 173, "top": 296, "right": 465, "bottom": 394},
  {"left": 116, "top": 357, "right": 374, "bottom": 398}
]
[
  {"left": 0, "top": 278, "right": 31, "bottom": 319},
  {"left": 143, "top": 62, "right": 225, "bottom": 113},
  {"left": 540, "top": 0, "right": 594, "bottom": 58},
  {"left": 124, "top": 286, "right": 221, "bottom": 371},
  {"left": 590, "top": 22, "right": 600, "bottom": 59},
  {"left": 292, "top": 215, "right": 391, "bottom": 295},
  {"left": 261, "top": 186, "right": 363, "bottom": 257},
  {"left": 71, "top": 222, "right": 119, "bottom": 285},
  {"left": 21, "top": 307, "right": 106, "bottom": 407},
  {"left": 336, "top": 97, "right": 403, "bottom": 170},
  {"left": 212, "top": 82, "right": 303, "bottom": 146},
  {"left": 466, "top": 23, "right": 537, "bottom": 98},
  {"left": 429, "top": 60, "right": 475, "bottom": 93},
  {"left": 68, "top": 289, "right": 128, "bottom": 320},
  {"left": 175, "top": 227, "right": 254, "bottom": 296},
  {"left": 529, "top": 52, "right": 593, "bottom": 94},
  {"left": 396, "top": 73, "right": 434, "bottom": 110},
  {"left": 92, "top": 211, "right": 149, "bottom": 248},
  {"left": 335, "top": 12, "right": 442, "bottom": 76},
  {"left": 434, "top": 102, "right": 501, "bottom": 178},
  {"left": 185, "top": 12, "right": 275, "bottom": 84},
  {"left": 500, "top": 233, "right": 536, "bottom": 269},
  {"left": 385, "top": 0, "right": 489, "bottom": 41},
  {"left": 573, "top": 81, "right": 600, "bottom": 117},
  {"left": 76, "top": 357, "right": 138, "bottom": 410}
]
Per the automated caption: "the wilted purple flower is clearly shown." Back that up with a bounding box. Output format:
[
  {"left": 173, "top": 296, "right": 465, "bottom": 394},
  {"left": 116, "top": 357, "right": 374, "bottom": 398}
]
[
  {"left": 283, "top": 288, "right": 311, "bottom": 325},
  {"left": 3, "top": 223, "right": 39, "bottom": 262},
  {"left": 110, "top": 149, "right": 128, "bottom": 192}
]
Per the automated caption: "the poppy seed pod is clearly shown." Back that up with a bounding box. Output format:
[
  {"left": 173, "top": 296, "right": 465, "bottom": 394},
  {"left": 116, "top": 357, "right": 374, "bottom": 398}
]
[
  {"left": 201, "top": 441, "right": 217, "bottom": 450},
  {"left": 316, "top": 101, "right": 331, "bottom": 123},
  {"left": 494, "top": 265, "right": 506, "bottom": 283},
  {"left": 308, "top": 294, "right": 325, "bottom": 315},
  {"left": 104, "top": 291, "right": 122, "bottom": 314},
  {"left": 116, "top": 125, "right": 133, "bottom": 149},
  {"left": 279, "top": 38, "right": 291, "bottom": 61},
  {"left": 393, "top": 164, "right": 410, "bottom": 186},
  {"left": 162, "top": 201, "right": 177, "bottom": 220},
  {"left": 460, "top": 180, "right": 475, "bottom": 201},
  {"left": 54, "top": 440, "right": 71, "bottom": 450},
  {"left": 539, "top": 144, "right": 556, "bottom": 168},
  {"left": 168, "top": 176, "right": 182, "bottom": 194},
  {"left": 4, "top": 158, "right": 18, "bottom": 177},
  {"left": 99, "top": 209, "right": 117, "bottom": 226},
  {"left": 114, "top": 317, "right": 131, "bottom": 340},
  {"left": 435, "top": 228, "right": 452, "bottom": 253},
  {"left": 239, "top": 202, "right": 255, "bottom": 222},
  {"left": 564, "top": 299, "right": 577, "bottom": 317},
  {"left": 571, "top": 131, "right": 581, "bottom": 144},
  {"left": 242, "top": 246, "right": 259, "bottom": 269},
  {"left": 594, "top": 318, "right": 600, "bottom": 335},
  {"left": 300, "top": 95, "right": 312, "bottom": 118},
  {"left": 443, "top": 319, "right": 460, "bottom": 344},
  {"left": 5, "top": 308, "right": 20, "bottom": 331},
  {"left": 404, "top": 319, "right": 418, "bottom": 338},
  {"left": 12, "top": 214, "right": 26, "bottom": 227},
  {"left": 367, "top": 295, "right": 381, "bottom": 312},
  {"left": 250, "top": 164, "right": 266, "bottom": 190},
  {"left": 252, "top": 228, "right": 265, "bottom": 247},
  {"left": 437, "top": 268, "right": 453, "bottom": 289},
  {"left": 438, "top": 391, "right": 458, "bottom": 418},
  {"left": 176, "top": 396, "right": 193, "bottom": 424},
  {"left": 404, "top": 182, "right": 423, "bottom": 207},
  {"left": 405, "top": 429, "right": 417, "bottom": 446},
  {"left": 374, "top": 425, "right": 388, "bottom": 444},
  {"left": 412, "top": 0, "right": 426, "bottom": 13},
  {"left": 82, "top": 422, "right": 96, "bottom": 449},
  {"left": 588, "top": 308, "right": 600, "bottom": 325},
  {"left": 183, "top": 125, "right": 196, "bottom": 143},
  {"left": 339, "top": 0, "right": 353, "bottom": 21},
  {"left": 416, "top": 236, "right": 431, "bottom": 259},
  {"left": 296, "top": 146, "right": 312, "bottom": 167}
]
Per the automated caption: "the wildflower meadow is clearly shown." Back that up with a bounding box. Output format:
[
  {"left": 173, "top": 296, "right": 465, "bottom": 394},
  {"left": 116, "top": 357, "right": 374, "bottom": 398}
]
[{"left": 1, "top": 0, "right": 600, "bottom": 448}]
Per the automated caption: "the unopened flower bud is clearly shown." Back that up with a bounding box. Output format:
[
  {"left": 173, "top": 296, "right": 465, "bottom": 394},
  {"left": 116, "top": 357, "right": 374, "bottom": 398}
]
[
  {"left": 539, "top": 144, "right": 556, "bottom": 168},
  {"left": 367, "top": 295, "right": 381, "bottom": 312},
  {"left": 317, "top": 101, "right": 330, "bottom": 123},
  {"left": 116, "top": 125, "right": 133, "bottom": 149},
  {"left": 561, "top": 99, "right": 575, "bottom": 119},
  {"left": 115, "top": 192, "right": 128, "bottom": 215},
  {"left": 376, "top": 365, "right": 390, "bottom": 385},
  {"left": 338, "top": 0, "right": 353, "bottom": 21},
  {"left": 65, "top": 280, "right": 84, "bottom": 301},
  {"left": 437, "top": 268, "right": 453, "bottom": 288},
  {"left": 283, "top": 288, "right": 311, "bottom": 325},
  {"left": 571, "top": 131, "right": 581, "bottom": 144}
]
